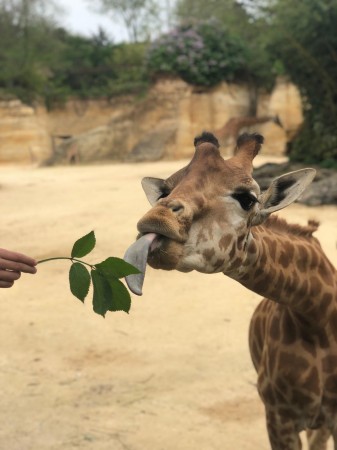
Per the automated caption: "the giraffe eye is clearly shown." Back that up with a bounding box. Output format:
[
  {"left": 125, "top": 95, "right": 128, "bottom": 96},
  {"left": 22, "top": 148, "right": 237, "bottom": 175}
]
[{"left": 232, "top": 192, "right": 258, "bottom": 211}]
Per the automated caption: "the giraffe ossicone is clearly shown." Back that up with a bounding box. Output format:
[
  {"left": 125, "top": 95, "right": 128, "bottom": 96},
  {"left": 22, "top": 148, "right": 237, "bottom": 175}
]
[{"left": 124, "top": 131, "right": 337, "bottom": 449}]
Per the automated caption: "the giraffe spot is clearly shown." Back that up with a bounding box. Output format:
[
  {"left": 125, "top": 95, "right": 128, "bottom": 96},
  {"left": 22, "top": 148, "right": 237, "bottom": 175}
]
[
  {"left": 297, "top": 245, "right": 309, "bottom": 272},
  {"left": 230, "top": 257, "right": 242, "bottom": 270},
  {"left": 275, "top": 378, "right": 289, "bottom": 395},
  {"left": 284, "top": 275, "right": 298, "bottom": 296},
  {"left": 261, "top": 299, "right": 271, "bottom": 313},
  {"left": 329, "top": 309, "right": 337, "bottom": 341},
  {"left": 278, "top": 243, "right": 294, "bottom": 268},
  {"left": 270, "top": 317, "right": 281, "bottom": 341},
  {"left": 322, "top": 395, "right": 337, "bottom": 408},
  {"left": 237, "top": 234, "right": 245, "bottom": 250},
  {"left": 254, "top": 267, "right": 264, "bottom": 279},
  {"left": 267, "top": 345, "right": 278, "bottom": 376},
  {"left": 264, "top": 236, "right": 277, "bottom": 260},
  {"left": 229, "top": 243, "right": 236, "bottom": 259},
  {"left": 322, "top": 355, "right": 337, "bottom": 372},
  {"left": 196, "top": 229, "right": 207, "bottom": 245},
  {"left": 298, "top": 279, "right": 309, "bottom": 298},
  {"left": 260, "top": 384, "right": 276, "bottom": 406},
  {"left": 202, "top": 248, "right": 215, "bottom": 260},
  {"left": 268, "top": 267, "right": 276, "bottom": 282},
  {"left": 310, "top": 248, "right": 319, "bottom": 270},
  {"left": 310, "top": 276, "right": 322, "bottom": 297},
  {"left": 243, "top": 257, "right": 251, "bottom": 267},
  {"left": 325, "top": 375, "right": 337, "bottom": 393},
  {"left": 278, "top": 352, "right": 310, "bottom": 373},
  {"left": 318, "top": 330, "right": 329, "bottom": 349},
  {"left": 214, "top": 258, "right": 224, "bottom": 269},
  {"left": 302, "top": 340, "right": 317, "bottom": 358},
  {"left": 251, "top": 341, "right": 260, "bottom": 365},
  {"left": 278, "top": 407, "right": 298, "bottom": 421},
  {"left": 255, "top": 315, "right": 266, "bottom": 340},
  {"left": 240, "top": 272, "right": 250, "bottom": 282},
  {"left": 247, "top": 239, "right": 257, "bottom": 254},
  {"left": 274, "top": 271, "right": 285, "bottom": 292},
  {"left": 254, "top": 278, "right": 268, "bottom": 294},
  {"left": 318, "top": 260, "right": 335, "bottom": 287},
  {"left": 291, "top": 389, "right": 314, "bottom": 408},
  {"left": 279, "top": 251, "right": 290, "bottom": 269},
  {"left": 260, "top": 242, "right": 268, "bottom": 266},
  {"left": 319, "top": 294, "right": 332, "bottom": 316},
  {"left": 218, "top": 234, "right": 232, "bottom": 251},
  {"left": 281, "top": 314, "right": 298, "bottom": 345},
  {"left": 303, "top": 366, "right": 320, "bottom": 396}
]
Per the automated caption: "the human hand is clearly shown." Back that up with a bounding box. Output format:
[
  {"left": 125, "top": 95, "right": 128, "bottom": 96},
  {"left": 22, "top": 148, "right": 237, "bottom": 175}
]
[{"left": 0, "top": 249, "right": 37, "bottom": 288}]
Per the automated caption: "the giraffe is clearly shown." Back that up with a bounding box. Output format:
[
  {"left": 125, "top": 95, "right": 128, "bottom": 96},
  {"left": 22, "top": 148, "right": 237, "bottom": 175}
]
[
  {"left": 124, "top": 131, "right": 337, "bottom": 450},
  {"left": 214, "top": 115, "right": 282, "bottom": 151}
]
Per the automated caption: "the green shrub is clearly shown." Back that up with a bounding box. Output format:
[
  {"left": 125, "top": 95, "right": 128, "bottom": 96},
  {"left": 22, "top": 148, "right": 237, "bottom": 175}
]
[
  {"left": 146, "top": 19, "right": 248, "bottom": 86},
  {"left": 289, "top": 114, "right": 337, "bottom": 169}
]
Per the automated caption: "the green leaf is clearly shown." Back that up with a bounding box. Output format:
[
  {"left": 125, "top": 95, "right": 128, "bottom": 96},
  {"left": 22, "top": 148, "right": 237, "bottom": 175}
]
[
  {"left": 95, "top": 257, "right": 140, "bottom": 279},
  {"left": 106, "top": 277, "right": 132, "bottom": 313},
  {"left": 69, "top": 262, "right": 91, "bottom": 302},
  {"left": 71, "top": 231, "right": 96, "bottom": 258},
  {"left": 91, "top": 269, "right": 113, "bottom": 317}
]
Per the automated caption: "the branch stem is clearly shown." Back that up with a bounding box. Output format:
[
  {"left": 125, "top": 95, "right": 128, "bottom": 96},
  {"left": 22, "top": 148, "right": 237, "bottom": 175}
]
[{"left": 36, "top": 257, "right": 94, "bottom": 269}]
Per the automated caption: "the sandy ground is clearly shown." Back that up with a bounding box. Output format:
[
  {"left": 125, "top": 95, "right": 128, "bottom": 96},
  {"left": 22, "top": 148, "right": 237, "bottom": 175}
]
[{"left": 0, "top": 157, "right": 336, "bottom": 450}]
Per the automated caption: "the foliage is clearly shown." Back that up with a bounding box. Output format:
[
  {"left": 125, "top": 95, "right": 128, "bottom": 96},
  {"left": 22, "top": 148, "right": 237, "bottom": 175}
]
[
  {"left": 0, "top": 0, "right": 149, "bottom": 106},
  {"left": 91, "top": 0, "right": 160, "bottom": 43},
  {"left": 0, "top": 0, "right": 64, "bottom": 103},
  {"left": 174, "top": 0, "right": 277, "bottom": 90},
  {"left": 146, "top": 19, "right": 249, "bottom": 87},
  {"left": 258, "top": 0, "right": 337, "bottom": 167},
  {"left": 37, "top": 231, "right": 140, "bottom": 317},
  {"left": 174, "top": 0, "right": 337, "bottom": 166},
  {"left": 45, "top": 30, "right": 149, "bottom": 107}
]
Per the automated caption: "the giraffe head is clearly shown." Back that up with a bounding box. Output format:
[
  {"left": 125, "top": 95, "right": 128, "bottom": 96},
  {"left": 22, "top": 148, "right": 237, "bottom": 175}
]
[{"left": 125, "top": 132, "right": 315, "bottom": 294}]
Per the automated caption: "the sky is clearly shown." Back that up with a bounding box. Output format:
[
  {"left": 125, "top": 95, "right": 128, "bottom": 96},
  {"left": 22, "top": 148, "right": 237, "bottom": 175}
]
[{"left": 56, "top": 0, "right": 129, "bottom": 42}]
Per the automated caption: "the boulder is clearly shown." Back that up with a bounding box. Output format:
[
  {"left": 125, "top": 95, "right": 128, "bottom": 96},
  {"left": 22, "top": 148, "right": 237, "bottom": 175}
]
[{"left": 253, "top": 162, "right": 337, "bottom": 206}]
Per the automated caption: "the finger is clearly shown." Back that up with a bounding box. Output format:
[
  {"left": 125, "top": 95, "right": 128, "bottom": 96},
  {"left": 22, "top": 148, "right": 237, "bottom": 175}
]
[
  {"left": 0, "top": 249, "right": 37, "bottom": 268},
  {"left": 0, "top": 270, "right": 21, "bottom": 282},
  {"left": 0, "top": 257, "right": 37, "bottom": 274},
  {"left": 0, "top": 280, "right": 14, "bottom": 288}
]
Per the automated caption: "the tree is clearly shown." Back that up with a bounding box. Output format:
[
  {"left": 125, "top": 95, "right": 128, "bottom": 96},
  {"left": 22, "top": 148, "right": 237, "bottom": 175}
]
[
  {"left": 92, "top": 0, "right": 160, "bottom": 42},
  {"left": 175, "top": 0, "right": 250, "bottom": 35},
  {"left": 0, "top": 0, "right": 64, "bottom": 103},
  {"left": 256, "top": 0, "right": 337, "bottom": 167},
  {"left": 146, "top": 19, "right": 248, "bottom": 87},
  {"left": 175, "top": 0, "right": 337, "bottom": 167},
  {"left": 174, "top": 0, "right": 277, "bottom": 108}
]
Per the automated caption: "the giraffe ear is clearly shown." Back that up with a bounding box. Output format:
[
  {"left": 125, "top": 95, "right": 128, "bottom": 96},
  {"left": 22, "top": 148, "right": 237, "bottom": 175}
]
[
  {"left": 141, "top": 177, "right": 168, "bottom": 205},
  {"left": 252, "top": 168, "right": 316, "bottom": 224}
]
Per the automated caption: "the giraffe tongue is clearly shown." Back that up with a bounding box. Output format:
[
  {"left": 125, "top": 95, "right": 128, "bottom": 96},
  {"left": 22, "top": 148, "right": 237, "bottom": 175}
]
[{"left": 123, "top": 233, "right": 157, "bottom": 296}]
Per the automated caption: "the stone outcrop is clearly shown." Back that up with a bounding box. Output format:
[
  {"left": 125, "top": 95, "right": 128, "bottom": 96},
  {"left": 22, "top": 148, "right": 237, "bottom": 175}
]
[
  {"left": 0, "top": 100, "right": 50, "bottom": 164},
  {"left": 253, "top": 162, "right": 337, "bottom": 206},
  {"left": 0, "top": 77, "right": 303, "bottom": 165}
]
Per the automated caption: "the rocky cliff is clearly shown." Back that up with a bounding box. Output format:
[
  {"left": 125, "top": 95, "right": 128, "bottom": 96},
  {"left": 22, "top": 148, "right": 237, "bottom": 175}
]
[{"left": 0, "top": 77, "right": 303, "bottom": 165}]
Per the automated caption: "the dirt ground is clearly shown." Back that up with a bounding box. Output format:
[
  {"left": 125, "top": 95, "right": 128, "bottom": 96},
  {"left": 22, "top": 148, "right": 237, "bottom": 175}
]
[{"left": 0, "top": 157, "right": 336, "bottom": 450}]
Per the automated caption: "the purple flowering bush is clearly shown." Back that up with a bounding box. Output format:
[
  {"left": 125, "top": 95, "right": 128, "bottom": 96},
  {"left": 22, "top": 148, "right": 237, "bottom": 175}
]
[{"left": 146, "top": 20, "right": 247, "bottom": 86}]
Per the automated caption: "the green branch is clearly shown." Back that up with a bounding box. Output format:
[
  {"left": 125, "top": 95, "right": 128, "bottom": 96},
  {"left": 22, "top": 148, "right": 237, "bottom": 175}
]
[{"left": 36, "top": 231, "right": 140, "bottom": 317}]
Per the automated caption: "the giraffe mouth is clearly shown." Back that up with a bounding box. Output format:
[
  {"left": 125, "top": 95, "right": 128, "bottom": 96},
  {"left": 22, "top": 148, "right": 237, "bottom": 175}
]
[{"left": 123, "top": 233, "right": 158, "bottom": 295}]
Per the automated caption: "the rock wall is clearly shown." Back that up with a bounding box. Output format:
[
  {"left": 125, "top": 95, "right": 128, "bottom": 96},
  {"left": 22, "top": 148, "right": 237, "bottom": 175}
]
[
  {"left": 0, "top": 100, "right": 50, "bottom": 164},
  {"left": 0, "top": 77, "right": 303, "bottom": 165}
]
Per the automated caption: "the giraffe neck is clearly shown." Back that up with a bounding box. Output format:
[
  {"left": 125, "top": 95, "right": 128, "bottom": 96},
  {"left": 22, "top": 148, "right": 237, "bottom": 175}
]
[{"left": 224, "top": 219, "right": 336, "bottom": 325}]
